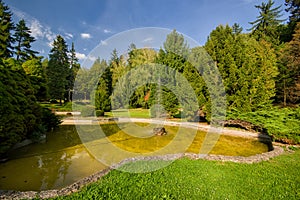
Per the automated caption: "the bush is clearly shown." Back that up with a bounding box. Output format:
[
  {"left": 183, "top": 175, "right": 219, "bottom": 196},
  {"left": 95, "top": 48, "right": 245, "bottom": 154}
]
[
  {"left": 227, "top": 107, "right": 300, "bottom": 144},
  {"left": 49, "top": 99, "right": 58, "bottom": 104},
  {"left": 96, "top": 110, "right": 105, "bottom": 117},
  {"left": 41, "top": 108, "right": 62, "bottom": 131}
]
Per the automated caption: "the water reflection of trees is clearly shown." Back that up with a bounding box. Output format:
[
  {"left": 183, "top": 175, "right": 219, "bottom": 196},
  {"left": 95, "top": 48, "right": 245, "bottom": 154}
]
[{"left": 37, "top": 148, "right": 74, "bottom": 190}]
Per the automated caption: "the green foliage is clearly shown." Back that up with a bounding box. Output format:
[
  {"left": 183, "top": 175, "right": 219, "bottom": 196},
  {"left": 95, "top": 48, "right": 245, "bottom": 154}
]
[
  {"left": 248, "top": 0, "right": 284, "bottom": 44},
  {"left": 205, "top": 25, "right": 278, "bottom": 112},
  {"left": 66, "top": 42, "right": 80, "bottom": 102},
  {"left": 227, "top": 107, "right": 300, "bottom": 144},
  {"left": 13, "top": 19, "right": 38, "bottom": 62},
  {"left": 46, "top": 35, "right": 69, "bottom": 103},
  {"left": 40, "top": 108, "right": 61, "bottom": 131},
  {"left": 163, "top": 29, "right": 189, "bottom": 58},
  {"left": 22, "top": 58, "right": 48, "bottom": 101},
  {"left": 285, "top": 0, "right": 300, "bottom": 22},
  {"left": 95, "top": 110, "right": 104, "bottom": 117},
  {"left": 0, "top": 0, "right": 14, "bottom": 58},
  {"left": 93, "top": 62, "right": 112, "bottom": 112},
  {"left": 0, "top": 58, "right": 61, "bottom": 156}
]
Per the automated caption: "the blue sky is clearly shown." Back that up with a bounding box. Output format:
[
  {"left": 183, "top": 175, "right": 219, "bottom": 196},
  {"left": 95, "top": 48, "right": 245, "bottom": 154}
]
[{"left": 6, "top": 0, "right": 288, "bottom": 66}]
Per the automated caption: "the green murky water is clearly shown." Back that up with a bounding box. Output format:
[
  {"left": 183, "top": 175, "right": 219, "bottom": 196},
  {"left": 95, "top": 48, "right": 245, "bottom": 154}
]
[{"left": 0, "top": 123, "right": 269, "bottom": 191}]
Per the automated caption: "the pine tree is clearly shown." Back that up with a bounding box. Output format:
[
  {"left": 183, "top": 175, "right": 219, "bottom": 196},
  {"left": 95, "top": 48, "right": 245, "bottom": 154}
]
[
  {"left": 232, "top": 23, "right": 243, "bottom": 35},
  {"left": 13, "top": 19, "right": 38, "bottom": 62},
  {"left": 249, "top": 0, "right": 284, "bottom": 44},
  {"left": 0, "top": 0, "right": 14, "bottom": 58},
  {"left": 280, "top": 22, "right": 300, "bottom": 104},
  {"left": 46, "top": 35, "right": 69, "bottom": 105},
  {"left": 285, "top": 0, "right": 300, "bottom": 22},
  {"left": 205, "top": 25, "right": 278, "bottom": 112},
  {"left": 66, "top": 42, "right": 80, "bottom": 102},
  {"left": 163, "top": 29, "right": 189, "bottom": 58}
]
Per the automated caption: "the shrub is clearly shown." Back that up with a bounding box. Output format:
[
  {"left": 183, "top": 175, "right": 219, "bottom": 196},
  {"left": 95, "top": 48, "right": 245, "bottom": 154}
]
[
  {"left": 96, "top": 110, "right": 105, "bottom": 117},
  {"left": 227, "top": 107, "right": 300, "bottom": 144},
  {"left": 49, "top": 99, "right": 58, "bottom": 104},
  {"left": 41, "top": 108, "right": 62, "bottom": 131}
]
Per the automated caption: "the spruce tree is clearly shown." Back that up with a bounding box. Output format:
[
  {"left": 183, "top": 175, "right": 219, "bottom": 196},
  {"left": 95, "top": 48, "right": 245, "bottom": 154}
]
[
  {"left": 282, "top": 22, "right": 300, "bottom": 104},
  {"left": 285, "top": 0, "right": 300, "bottom": 22},
  {"left": 46, "top": 35, "right": 69, "bottom": 105},
  {"left": 205, "top": 25, "right": 278, "bottom": 112},
  {"left": 0, "top": 0, "right": 14, "bottom": 58},
  {"left": 249, "top": 0, "right": 284, "bottom": 44},
  {"left": 66, "top": 42, "right": 80, "bottom": 102},
  {"left": 163, "top": 29, "right": 189, "bottom": 58},
  {"left": 13, "top": 19, "right": 38, "bottom": 62}
]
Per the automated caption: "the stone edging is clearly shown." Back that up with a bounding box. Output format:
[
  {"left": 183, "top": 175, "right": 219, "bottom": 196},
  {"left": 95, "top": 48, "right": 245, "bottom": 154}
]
[{"left": 0, "top": 145, "right": 285, "bottom": 200}]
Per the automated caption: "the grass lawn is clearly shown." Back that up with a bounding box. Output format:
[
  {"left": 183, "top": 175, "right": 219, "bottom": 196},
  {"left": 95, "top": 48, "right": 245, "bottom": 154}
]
[
  {"left": 105, "top": 108, "right": 151, "bottom": 118},
  {"left": 51, "top": 149, "right": 300, "bottom": 200},
  {"left": 40, "top": 102, "right": 74, "bottom": 112}
]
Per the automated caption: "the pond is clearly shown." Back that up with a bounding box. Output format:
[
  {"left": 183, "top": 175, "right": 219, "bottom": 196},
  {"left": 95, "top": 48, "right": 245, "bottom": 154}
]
[{"left": 0, "top": 123, "right": 270, "bottom": 191}]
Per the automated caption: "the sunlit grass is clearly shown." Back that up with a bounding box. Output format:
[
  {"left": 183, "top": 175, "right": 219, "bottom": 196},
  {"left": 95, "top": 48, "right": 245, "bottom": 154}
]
[
  {"left": 51, "top": 150, "right": 300, "bottom": 200},
  {"left": 105, "top": 109, "right": 151, "bottom": 118}
]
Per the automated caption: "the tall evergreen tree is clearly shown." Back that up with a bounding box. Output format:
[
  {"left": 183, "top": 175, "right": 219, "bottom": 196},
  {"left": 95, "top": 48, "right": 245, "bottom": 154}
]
[
  {"left": 163, "top": 29, "right": 189, "bottom": 58},
  {"left": 249, "top": 0, "right": 284, "bottom": 44},
  {"left": 232, "top": 23, "right": 243, "bottom": 35},
  {"left": 285, "top": 0, "right": 300, "bottom": 22},
  {"left": 46, "top": 35, "right": 69, "bottom": 104},
  {"left": 0, "top": 0, "right": 14, "bottom": 58},
  {"left": 205, "top": 25, "right": 278, "bottom": 112},
  {"left": 65, "top": 42, "right": 80, "bottom": 102},
  {"left": 13, "top": 19, "right": 38, "bottom": 62},
  {"left": 279, "top": 22, "right": 300, "bottom": 104}
]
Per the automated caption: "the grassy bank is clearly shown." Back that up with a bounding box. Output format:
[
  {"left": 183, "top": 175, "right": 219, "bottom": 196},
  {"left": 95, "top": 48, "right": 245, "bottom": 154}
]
[{"left": 51, "top": 149, "right": 300, "bottom": 200}]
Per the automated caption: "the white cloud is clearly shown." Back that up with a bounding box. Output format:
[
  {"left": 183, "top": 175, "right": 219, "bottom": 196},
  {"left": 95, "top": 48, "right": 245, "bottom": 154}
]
[
  {"left": 30, "top": 19, "right": 44, "bottom": 38},
  {"left": 100, "top": 40, "right": 108, "bottom": 45},
  {"left": 81, "top": 33, "right": 92, "bottom": 39},
  {"left": 11, "top": 7, "right": 57, "bottom": 44},
  {"left": 65, "top": 33, "right": 74, "bottom": 39},
  {"left": 87, "top": 55, "right": 97, "bottom": 62},
  {"left": 103, "top": 29, "right": 111, "bottom": 33},
  {"left": 75, "top": 52, "right": 87, "bottom": 60},
  {"left": 47, "top": 41, "right": 53, "bottom": 48},
  {"left": 143, "top": 37, "right": 153, "bottom": 43}
]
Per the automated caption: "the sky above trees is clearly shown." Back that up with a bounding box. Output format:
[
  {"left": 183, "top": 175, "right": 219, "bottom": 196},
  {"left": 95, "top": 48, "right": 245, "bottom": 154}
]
[{"left": 6, "top": 0, "right": 288, "bottom": 63}]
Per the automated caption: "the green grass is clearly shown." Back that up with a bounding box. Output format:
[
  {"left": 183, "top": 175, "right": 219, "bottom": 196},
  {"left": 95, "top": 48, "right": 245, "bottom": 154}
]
[
  {"left": 105, "top": 108, "right": 151, "bottom": 118},
  {"left": 40, "top": 102, "right": 74, "bottom": 112},
  {"left": 50, "top": 149, "right": 300, "bottom": 200}
]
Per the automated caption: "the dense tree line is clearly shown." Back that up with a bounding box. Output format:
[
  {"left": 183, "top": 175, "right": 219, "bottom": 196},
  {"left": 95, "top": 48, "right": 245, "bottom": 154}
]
[
  {"left": 74, "top": 0, "right": 299, "bottom": 143},
  {"left": 0, "top": 0, "right": 79, "bottom": 156},
  {"left": 1, "top": 0, "right": 300, "bottom": 156}
]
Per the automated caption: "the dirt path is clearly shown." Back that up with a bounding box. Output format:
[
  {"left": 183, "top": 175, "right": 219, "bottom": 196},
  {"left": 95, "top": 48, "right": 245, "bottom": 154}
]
[{"left": 61, "top": 117, "right": 270, "bottom": 140}]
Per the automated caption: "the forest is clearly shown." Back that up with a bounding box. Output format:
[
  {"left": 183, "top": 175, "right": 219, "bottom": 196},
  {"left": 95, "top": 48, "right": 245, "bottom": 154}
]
[{"left": 0, "top": 0, "right": 299, "bottom": 156}]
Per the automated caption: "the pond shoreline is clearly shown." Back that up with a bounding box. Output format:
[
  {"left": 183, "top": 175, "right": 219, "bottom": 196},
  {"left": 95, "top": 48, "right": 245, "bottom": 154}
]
[
  {"left": 0, "top": 147, "right": 285, "bottom": 200},
  {"left": 62, "top": 117, "right": 271, "bottom": 140},
  {"left": 0, "top": 118, "right": 284, "bottom": 200}
]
